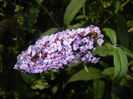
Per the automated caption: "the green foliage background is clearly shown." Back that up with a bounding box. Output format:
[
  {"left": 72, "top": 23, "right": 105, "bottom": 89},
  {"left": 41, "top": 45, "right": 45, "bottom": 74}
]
[{"left": 0, "top": 0, "right": 133, "bottom": 99}]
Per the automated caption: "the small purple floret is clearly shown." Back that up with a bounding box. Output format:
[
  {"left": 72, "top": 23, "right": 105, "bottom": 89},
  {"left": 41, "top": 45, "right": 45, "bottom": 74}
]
[{"left": 13, "top": 25, "right": 104, "bottom": 73}]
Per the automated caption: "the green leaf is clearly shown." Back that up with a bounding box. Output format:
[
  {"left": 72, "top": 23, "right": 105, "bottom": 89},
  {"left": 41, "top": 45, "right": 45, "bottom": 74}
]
[
  {"left": 127, "top": 20, "right": 133, "bottom": 27},
  {"left": 93, "top": 80, "right": 105, "bottom": 99},
  {"left": 31, "top": 79, "right": 49, "bottom": 90},
  {"left": 102, "top": 28, "right": 117, "bottom": 45},
  {"left": 111, "top": 92, "right": 120, "bottom": 99},
  {"left": 0, "top": 13, "right": 4, "bottom": 17},
  {"left": 20, "top": 72, "right": 37, "bottom": 84},
  {"left": 39, "top": 28, "right": 59, "bottom": 38},
  {"left": 128, "top": 27, "right": 133, "bottom": 32},
  {"left": 120, "top": 78, "right": 130, "bottom": 88},
  {"left": 52, "top": 86, "right": 58, "bottom": 94},
  {"left": 64, "top": 0, "right": 86, "bottom": 25},
  {"left": 113, "top": 47, "right": 128, "bottom": 80},
  {"left": 76, "top": 15, "right": 88, "bottom": 20},
  {"left": 35, "top": 0, "right": 44, "bottom": 5},
  {"left": 93, "top": 45, "right": 114, "bottom": 56},
  {"left": 116, "top": 14, "right": 129, "bottom": 47},
  {"left": 119, "top": 45, "right": 133, "bottom": 58},
  {"left": 102, "top": 67, "right": 114, "bottom": 76},
  {"left": 67, "top": 21, "right": 85, "bottom": 29},
  {"left": 0, "top": 88, "right": 5, "bottom": 96},
  {"left": 102, "top": 1, "right": 112, "bottom": 8},
  {"left": 0, "top": 44, "right": 4, "bottom": 52},
  {"left": 114, "top": 0, "right": 121, "bottom": 13},
  {"left": 26, "top": 5, "right": 40, "bottom": 28},
  {"left": 68, "top": 67, "right": 101, "bottom": 83}
]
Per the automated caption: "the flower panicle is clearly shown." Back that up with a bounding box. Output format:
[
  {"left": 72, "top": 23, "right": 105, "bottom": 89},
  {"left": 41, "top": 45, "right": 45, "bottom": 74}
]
[{"left": 13, "top": 25, "right": 104, "bottom": 73}]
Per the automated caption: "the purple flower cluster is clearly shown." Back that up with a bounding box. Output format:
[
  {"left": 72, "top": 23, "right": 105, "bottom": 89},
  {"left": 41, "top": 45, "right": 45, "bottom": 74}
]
[{"left": 13, "top": 25, "right": 104, "bottom": 73}]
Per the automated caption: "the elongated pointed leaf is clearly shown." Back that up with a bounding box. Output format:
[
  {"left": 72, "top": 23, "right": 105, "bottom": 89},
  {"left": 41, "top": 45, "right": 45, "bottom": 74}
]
[
  {"left": 93, "top": 45, "right": 114, "bottom": 56},
  {"left": 64, "top": 0, "right": 86, "bottom": 25},
  {"left": 93, "top": 80, "right": 105, "bottom": 99},
  {"left": 39, "top": 28, "right": 59, "bottom": 38},
  {"left": 67, "top": 21, "right": 85, "bottom": 29},
  {"left": 113, "top": 47, "right": 128, "bottom": 79},
  {"left": 120, "top": 45, "right": 133, "bottom": 58},
  {"left": 102, "top": 28, "right": 117, "bottom": 45},
  {"left": 68, "top": 67, "right": 101, "bottom": 83},
  {"left": 102, "top": 67, "right": 114, "bottom": 76}
]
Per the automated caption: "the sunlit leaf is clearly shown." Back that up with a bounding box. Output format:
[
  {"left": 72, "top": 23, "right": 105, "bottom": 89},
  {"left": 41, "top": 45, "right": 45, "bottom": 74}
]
[
  {"left": 102, "top": 28, "right": 117, "bottom": 45},
  {"left": 93, "top": 80, "right": 105, "bottom": 99},
  {"left": 68, "top": 67, "right": 101, "bottom": 83},
  {"left": 64, "top": 0, "right": 86, "bottom": 25}
]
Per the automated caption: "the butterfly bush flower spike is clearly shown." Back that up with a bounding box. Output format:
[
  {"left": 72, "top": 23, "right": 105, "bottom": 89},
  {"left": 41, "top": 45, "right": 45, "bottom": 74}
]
[{"left": 13, "top": 25, "right": 104, "bottom": 73}]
